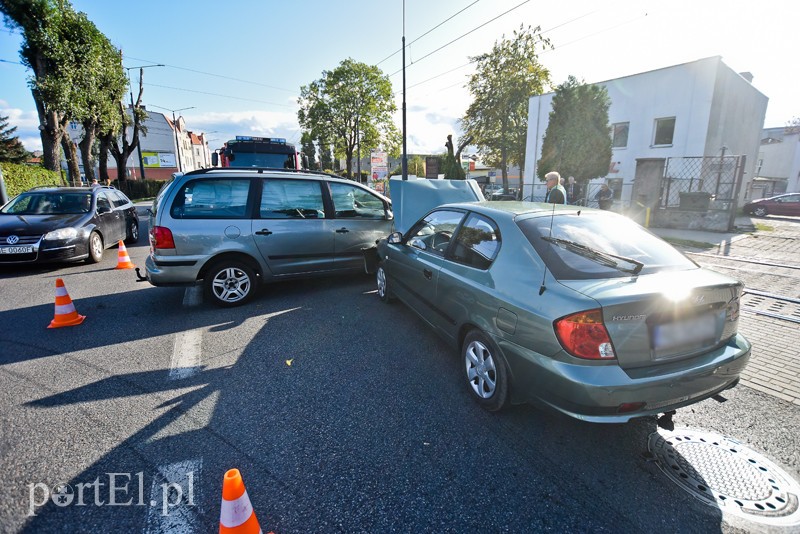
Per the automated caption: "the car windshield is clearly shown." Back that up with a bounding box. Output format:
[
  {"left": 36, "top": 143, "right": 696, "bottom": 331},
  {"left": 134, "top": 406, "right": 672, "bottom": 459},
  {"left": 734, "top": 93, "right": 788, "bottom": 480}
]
[
  {"left": 1, "top": 192, "right": 92, "bottom": 215},
  {"left": 517, "top": 211, "right": 697, "bottom": 279}
]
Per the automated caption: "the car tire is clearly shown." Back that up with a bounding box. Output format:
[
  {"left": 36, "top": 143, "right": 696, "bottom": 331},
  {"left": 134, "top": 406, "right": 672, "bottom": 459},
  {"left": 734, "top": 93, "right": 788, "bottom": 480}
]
[
  {"left": 376, "top": 264, "right": 395, "bottom": 303},
  {"left": 753, "top": 206, "right": 768, "bottom": 217},
  {"left": 86, "top": 231, "right": 104, "bottom": 263},
  {"left": 463, "top": 330, "right": 510, "bottom": 412},
  {"left": 204, "top": 260, "right": 257, "bottom": 307},
  {"left": 125, "top": 220, "right": 139, "bottom": 244}
]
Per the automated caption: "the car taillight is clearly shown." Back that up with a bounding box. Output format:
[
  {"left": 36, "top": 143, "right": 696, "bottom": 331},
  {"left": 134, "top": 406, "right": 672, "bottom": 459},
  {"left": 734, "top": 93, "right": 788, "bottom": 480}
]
[
  {"left": 554, "top": 309, "right": 616, "bottom": 360},
  {"left": 150, "top": 226, "right": 175, "bottom": 250}
]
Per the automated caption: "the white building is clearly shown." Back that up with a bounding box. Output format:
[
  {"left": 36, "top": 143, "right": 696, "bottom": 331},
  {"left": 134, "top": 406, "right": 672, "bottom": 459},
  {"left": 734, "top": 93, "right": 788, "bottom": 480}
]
[
  {"left": 753, "top": 126, "right": 800, "bottom": 198},
  {"left": 523, "top": 56, "right": 768, "bottom": 207}
]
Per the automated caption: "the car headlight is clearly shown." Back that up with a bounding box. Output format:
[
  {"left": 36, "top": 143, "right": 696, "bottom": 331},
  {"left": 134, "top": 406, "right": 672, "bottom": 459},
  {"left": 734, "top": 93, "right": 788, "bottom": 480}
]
[{"left": 44, "top": 227, "right": 79, "bottom": 240}]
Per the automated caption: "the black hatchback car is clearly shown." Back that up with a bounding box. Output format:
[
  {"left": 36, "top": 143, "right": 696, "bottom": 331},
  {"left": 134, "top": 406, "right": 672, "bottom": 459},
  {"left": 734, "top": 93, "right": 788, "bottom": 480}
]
[{"left": 0, "top": 186, "right": 139, "bottom": 264}]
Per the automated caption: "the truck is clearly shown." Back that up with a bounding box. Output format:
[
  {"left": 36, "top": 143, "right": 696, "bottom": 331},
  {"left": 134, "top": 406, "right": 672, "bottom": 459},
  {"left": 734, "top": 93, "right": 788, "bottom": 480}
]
[{"left": 211, "top": 136, "right": 307, "bottom": 169}]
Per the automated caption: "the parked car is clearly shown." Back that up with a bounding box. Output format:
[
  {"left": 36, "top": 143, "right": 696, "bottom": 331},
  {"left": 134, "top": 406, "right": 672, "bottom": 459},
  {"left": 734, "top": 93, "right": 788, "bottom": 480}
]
[
  {"left": 743, "top": 193, "right": 800, "bottom": 217},
  {"left": 374, "top": 201, "right": 750, "bottom": 423},
  {"left": 0, "top": 185, "right": 138, "bottom": 264},
  {"left": 144, "top": 168, "right": 393, "bottom": 307}
]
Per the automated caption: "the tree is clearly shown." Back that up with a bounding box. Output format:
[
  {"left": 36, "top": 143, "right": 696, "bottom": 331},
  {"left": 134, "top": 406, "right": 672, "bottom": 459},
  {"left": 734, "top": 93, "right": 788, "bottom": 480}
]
[
  {"left": 537, "top": 76, "right": 612, "bottom": 193},
  {"left": 103, "top": 69, "right": 148, "bottom": 182},
  {"left": 0, "top": 113, "right": 29, "bottom": 163},
  {"left": 461, "top": 25, "right": 551, "bottom": 194},
  {"left": 317, "top": 137, "right": 333, "bottom": 171},
  {"left": 442, "top": 134, "right": 473, "bottom": 179},
  {"left": 298, "top": 58, "right": 399, "bottom": 179},
  {"left": 300, "top": 131, "right": 317, "bottom": 170}
]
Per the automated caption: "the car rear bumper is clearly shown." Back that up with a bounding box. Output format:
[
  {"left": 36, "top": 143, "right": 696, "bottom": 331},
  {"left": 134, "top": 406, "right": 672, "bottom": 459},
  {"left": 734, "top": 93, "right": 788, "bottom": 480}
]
[
  {"left": 144, "top": 254, "right": 201, "bottom": 286},
  {"left": 500, "top": 333, "right": 751, "bottom": 423}
]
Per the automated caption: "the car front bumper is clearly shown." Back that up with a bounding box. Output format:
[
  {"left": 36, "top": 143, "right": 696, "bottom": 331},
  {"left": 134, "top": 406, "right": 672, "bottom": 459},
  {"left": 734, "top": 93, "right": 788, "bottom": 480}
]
[{"left": 500, "top": 333, "right": 751, "bottom": 423}]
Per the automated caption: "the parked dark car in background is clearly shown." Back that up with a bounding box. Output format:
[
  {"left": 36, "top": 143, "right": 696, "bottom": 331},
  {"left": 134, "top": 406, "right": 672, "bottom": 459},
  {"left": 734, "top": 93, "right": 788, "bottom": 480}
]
[
  {"left": 375, "top": 201, "right": 751, "bottom": 423},
  {"left": 743, "top": 193, "right": 800, "bottom": 217},
  {"left": 0, "top": 186, "right": 138, "bottom": 264}
]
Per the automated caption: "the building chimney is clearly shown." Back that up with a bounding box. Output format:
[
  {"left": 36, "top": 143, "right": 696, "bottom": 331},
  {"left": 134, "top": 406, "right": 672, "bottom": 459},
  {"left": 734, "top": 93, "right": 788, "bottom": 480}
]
[{"left": 739, "top": 72, "right": 754, "bottom": 83}]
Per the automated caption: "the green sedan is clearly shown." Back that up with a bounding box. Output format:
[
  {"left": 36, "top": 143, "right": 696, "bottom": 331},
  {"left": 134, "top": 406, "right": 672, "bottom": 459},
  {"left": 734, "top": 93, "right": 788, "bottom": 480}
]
[{"left": 375, "top": 201, "right": 751, "bottom": 423}]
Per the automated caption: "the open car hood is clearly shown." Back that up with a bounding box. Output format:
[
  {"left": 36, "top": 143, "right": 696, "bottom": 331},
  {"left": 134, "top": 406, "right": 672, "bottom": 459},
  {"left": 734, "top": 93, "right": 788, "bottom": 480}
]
[{"left": 389, "top": 177, "right": 484, "bottom": 234}]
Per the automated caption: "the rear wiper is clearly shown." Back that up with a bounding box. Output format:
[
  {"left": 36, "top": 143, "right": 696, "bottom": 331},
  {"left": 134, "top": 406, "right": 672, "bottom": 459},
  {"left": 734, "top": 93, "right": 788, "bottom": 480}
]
[{"left": 541, "top": 236, "right": 643, "bottom": 275}]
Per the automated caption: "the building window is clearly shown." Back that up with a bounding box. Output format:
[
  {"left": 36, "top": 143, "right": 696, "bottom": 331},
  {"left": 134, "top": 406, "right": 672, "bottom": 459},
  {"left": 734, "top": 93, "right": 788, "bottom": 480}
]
[
  {"left": 653, "top": 117, "right": 675, "bottom": 146},
  {"left": 611, "top": 122, "right": 629, "bottom": 148}
]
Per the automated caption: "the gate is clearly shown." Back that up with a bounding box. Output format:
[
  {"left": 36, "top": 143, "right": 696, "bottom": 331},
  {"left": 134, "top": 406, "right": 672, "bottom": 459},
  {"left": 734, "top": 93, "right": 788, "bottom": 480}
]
[{"left": 659, "top": 155, "right": 745, "bottom": 211}]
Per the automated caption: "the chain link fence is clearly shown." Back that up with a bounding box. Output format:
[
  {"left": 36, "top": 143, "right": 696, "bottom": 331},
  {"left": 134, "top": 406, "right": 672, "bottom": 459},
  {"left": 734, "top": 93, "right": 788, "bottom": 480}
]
[{"left": 659, "top": 155, "right": 743, "bottom": 211}]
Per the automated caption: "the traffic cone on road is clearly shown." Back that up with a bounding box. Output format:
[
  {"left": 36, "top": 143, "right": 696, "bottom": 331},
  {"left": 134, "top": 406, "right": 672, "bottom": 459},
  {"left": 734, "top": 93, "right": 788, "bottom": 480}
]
[
  {"left": 219, "top": 469, "right": 263, "bottom": 534},
  {"left": 48, "top": 278, "right": 85, "bottom": 328},
  {"left": 115, "top": 240, "right": 135, "bottom": 269}
]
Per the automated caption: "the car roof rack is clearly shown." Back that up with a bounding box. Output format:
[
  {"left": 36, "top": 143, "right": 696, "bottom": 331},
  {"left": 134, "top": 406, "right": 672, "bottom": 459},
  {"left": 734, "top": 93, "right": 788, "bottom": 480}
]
[{"left": 183, "top": 167, "right": 334, "bottom": 178}]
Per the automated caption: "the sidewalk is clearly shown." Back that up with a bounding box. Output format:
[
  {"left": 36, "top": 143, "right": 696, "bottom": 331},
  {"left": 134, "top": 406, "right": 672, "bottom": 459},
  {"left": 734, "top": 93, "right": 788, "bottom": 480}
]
[{"left": 648, "top": 215, "right": 755, "bottom": 249}]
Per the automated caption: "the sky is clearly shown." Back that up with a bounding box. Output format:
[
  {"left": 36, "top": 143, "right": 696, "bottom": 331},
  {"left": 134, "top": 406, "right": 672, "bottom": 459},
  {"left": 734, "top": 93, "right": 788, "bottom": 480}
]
[{"left": 1, "top": 0, "right": 798, "bottom": 157}]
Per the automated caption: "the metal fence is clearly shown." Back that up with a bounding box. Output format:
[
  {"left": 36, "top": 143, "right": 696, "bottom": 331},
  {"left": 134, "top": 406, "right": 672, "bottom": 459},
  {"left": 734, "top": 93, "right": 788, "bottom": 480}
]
[{"left": 659, "top": 155, "right": 744, "bottom": 211}]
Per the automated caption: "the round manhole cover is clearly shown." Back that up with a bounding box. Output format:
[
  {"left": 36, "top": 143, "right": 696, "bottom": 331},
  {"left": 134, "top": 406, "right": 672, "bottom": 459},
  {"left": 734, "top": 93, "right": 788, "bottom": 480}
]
[{"left": 648, "top": 428, "right": 800, "bottom": 528}]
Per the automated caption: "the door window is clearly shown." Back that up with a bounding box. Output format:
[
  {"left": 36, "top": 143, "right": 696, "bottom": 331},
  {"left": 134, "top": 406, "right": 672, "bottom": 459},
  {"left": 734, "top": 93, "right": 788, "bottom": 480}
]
[
  {"left": 96, "top": 192, "right": 112, "bottom": 211},
  {"left": 406, "top": 210, "right": 464, "bottom": 256},
  {"left": 450, "top": 213, "right": 501, "bottom": 270},
  {"left": 260, "top": 179, "right": 325, "bottom": 219},
  {"left": 171, "top": 179, "right": 251, "bottom": 219},
  {"left": 329, "top": 183, "right": 386, "bottom": 219}
]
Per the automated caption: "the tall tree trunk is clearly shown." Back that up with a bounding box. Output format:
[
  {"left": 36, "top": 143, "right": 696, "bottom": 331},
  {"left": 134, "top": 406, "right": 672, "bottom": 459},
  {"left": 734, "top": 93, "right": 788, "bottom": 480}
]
[
  {"left": 61, "top": 136, "right": 81, "bottom": 184},
  {"left": 98, "top": 134, "right": 111, "bottom": 184},
  {"left": 79, "top": 121, "right": 97, "bottom": 183}
]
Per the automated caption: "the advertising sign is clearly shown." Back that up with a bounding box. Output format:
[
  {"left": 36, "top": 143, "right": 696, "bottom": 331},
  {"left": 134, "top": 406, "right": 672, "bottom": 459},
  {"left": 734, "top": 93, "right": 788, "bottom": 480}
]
[
  {"left": 142, "top": 152, "right": 177, "bottom": 168},
  {"left": 370, "top": 150, "right": 388, "bottom": 183}
]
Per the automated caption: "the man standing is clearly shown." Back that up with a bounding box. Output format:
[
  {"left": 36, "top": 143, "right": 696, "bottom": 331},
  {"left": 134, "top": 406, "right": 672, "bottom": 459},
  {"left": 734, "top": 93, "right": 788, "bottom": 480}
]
[
  {"left": 544, "top": 171, "right": 566, "bottom": 204},
  {"left": 595, "top": 183, "right": 614, "bottom": 210}
]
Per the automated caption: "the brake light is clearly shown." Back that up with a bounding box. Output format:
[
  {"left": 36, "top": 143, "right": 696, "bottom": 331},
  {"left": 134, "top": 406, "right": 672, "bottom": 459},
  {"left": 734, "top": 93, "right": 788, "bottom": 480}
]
[
  {"left": 554, "top": 309, "right": 616, "bottom": 360},
  {"left": 150, "top": 226, "right": 175, "bottom": 250}
]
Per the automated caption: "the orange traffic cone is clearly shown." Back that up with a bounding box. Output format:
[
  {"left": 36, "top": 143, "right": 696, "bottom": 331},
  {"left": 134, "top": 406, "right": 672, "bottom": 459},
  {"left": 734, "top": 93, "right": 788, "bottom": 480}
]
[
  {"left": 220, "top": 469, "right": 262, "bottom": 534},
  {"left": 48, "top": 278, "right": 86, "bottom": 328},
  {"left": 115, "top": 240, "right": 135, "bottom": 269}
]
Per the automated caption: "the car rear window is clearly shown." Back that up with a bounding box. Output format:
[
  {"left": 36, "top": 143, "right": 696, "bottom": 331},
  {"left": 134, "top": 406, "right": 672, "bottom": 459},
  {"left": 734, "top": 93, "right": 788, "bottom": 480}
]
[
  {"left": 170, "top": 179, "right": 251, "bottom": 219},
  {"left": 517, "top": 211, "right": 697, "bottom": 279}
]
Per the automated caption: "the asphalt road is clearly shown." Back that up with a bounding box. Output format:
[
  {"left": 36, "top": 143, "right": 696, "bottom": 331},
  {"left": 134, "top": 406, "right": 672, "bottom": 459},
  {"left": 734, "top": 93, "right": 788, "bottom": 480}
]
[{"left": 1, "top": 220, "right": 798, "bottom": 533}]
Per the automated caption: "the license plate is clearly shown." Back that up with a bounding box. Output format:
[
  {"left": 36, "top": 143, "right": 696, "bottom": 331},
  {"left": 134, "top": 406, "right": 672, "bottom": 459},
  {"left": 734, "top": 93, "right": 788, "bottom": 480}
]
[
  {"left": 653, "top": 313, "right": 717, "bottom": 351},
  {"left": 0, "top": 246, "right": 34, "bottom": 254}
]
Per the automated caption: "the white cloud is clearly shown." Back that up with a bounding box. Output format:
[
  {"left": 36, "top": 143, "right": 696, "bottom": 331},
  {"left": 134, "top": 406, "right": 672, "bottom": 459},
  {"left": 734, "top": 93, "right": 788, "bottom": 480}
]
[{"left": 1, "top": 105, "right": 41, "bottom": 151}]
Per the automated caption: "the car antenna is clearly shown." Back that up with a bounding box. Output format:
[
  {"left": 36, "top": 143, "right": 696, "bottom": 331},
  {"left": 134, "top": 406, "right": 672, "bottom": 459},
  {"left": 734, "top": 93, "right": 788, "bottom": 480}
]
[{"left": 539, "top": 203, "right": 557, "bottom": 295}]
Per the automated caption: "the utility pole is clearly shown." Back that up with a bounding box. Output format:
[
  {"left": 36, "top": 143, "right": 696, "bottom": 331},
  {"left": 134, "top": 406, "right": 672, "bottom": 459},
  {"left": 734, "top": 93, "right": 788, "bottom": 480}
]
[
  {"left": 124, "top": 63, "right": 163, "bottom": 180},
  {"left": 401, "top": 0, "right": 408, "bottom": 181}
]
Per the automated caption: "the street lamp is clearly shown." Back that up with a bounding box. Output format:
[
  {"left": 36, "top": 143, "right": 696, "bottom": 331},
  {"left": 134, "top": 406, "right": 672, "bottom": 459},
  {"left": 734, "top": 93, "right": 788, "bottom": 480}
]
[
  {"left": 149, "top": 105, "right": 195, "bottom": 173},
  {"left": 125, "top": 64, "right": 164, "bottom": 180}
]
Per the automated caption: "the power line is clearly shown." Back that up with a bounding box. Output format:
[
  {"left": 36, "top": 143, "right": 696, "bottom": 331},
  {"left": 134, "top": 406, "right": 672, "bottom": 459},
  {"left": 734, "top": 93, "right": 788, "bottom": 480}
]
[
  {"left": 389, "top": 0, "right": 531, "bottom": 77},
  {"left": 143, "top": 82, "right": 297, "bottom": 108},
  {"left": 0, "top": 58, "right": 25, "bottom": 66},
  {"left": 125, "top": 55, "right": 295, "bottom": 93},
  {"left": 375, "top": 0, "right": 481, "bottom": 66}
]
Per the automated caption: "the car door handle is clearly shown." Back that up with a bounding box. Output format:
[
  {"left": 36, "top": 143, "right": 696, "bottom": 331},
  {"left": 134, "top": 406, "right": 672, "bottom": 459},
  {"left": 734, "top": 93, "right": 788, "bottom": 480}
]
[
  {"left": 255, "top": 229, "right": 272, "bottom": 236},
  {"left": 423, "top": 269, "right": 432, "bottom": 280},
  {"left": 336, "top": 228, "right": 350, "bottom": 233}
]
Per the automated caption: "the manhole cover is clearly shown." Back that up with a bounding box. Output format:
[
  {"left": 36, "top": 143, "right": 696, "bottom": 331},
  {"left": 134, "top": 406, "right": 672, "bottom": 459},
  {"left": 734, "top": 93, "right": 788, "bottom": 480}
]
[{"left": 648, "top": 428, "right": 800, "bottom": 528}]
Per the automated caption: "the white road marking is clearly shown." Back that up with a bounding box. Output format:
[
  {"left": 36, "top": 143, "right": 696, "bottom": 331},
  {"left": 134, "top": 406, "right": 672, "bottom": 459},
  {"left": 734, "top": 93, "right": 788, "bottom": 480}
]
[
  {"left": 144, "top": 459, "right": 202, "bottom": 534},
  {"left": 169, "top": 330, "right": 202, "bottom": 380},
  {"left": 182, "top": 286, "right": 203, "bottom": 307}
]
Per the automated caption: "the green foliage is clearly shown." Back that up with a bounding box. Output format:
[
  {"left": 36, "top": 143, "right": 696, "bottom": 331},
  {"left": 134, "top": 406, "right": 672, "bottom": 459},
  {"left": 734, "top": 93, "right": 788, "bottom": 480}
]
[
  {"left": 443, "top": 135, "right": 465, "bottom": 179},
  {"left": 0, "top": 162, "right": 60, "bottom": 197},
  {"left": 537, "top": 76, "right": 612, "bottom": 183},
  {"left": 0, "top": 114, "right": 29, "bottom": 163},
  {"left": 300, "top": 132, "right": 317, "bottom": 169},
  {"left": 111, "top": 178, "right": 166, "bottom": 200},
  {"left": 461, "top": 25, "right": 551, "bottom": 185},
  {"left": 298, "top": 58, "right": 399, "bottom": 179}
]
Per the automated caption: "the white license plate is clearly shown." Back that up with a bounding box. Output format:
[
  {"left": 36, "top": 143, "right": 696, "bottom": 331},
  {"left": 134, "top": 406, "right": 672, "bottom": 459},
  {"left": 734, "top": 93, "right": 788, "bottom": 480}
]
[
  {"left": 0, "top": 246, "right": 34, "bottom": 254},
  {"left": 654, "top": 313, "right": 717, "bottom": 351}
]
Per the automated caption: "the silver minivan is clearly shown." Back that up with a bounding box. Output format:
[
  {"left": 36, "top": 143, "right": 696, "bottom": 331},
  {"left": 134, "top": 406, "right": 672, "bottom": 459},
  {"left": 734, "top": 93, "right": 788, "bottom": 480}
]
[{"left": 144, "top": 168, "right": 393, "bottom": 306}]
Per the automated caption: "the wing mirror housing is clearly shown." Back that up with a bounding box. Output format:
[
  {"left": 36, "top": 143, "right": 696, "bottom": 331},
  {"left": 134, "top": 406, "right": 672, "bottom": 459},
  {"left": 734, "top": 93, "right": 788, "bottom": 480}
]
[{"left": 388, "top": 231, "right": 403, "bottom": 245}]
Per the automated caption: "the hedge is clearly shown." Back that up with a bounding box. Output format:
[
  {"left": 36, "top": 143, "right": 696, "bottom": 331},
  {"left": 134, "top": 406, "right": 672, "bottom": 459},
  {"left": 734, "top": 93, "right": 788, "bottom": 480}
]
[
  {"left": 111, "top": 179, "right": 167, "bottom": 200},
  {"left": 0, "top": 162, "right": 63, "bottom": 198}
]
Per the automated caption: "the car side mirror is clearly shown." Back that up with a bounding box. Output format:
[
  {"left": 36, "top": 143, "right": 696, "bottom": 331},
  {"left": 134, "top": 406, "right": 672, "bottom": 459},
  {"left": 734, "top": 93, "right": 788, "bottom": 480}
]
[{"left": 387, "top": 231, "right": 403, "bottom": 244}]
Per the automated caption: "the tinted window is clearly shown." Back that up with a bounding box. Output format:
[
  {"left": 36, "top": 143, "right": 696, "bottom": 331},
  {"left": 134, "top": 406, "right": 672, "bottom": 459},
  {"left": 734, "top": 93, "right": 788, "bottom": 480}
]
[
  {"left": 330, "top": 183, "right": 386, "bottom": 219},
  {"left": 518, "top": 211, "right": 697, "bottom": 279},
  {"left": 109, "top": 190, "right": 130, "bottom": 208},
  {"left": 406, "top": 210, "right": 464, "bottom": 256},
  {"left": 96, "top": 192, "right": 112, "bottom": 211},
  {"left": 260, "top": 179, "right": 324, "bottom": 219},
  {"left": 170, "top": 179, "right": 250, "bottom": 219},
  {"left": 450, "top": 213, "right": 500, "bottom": 270}
]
